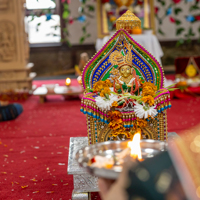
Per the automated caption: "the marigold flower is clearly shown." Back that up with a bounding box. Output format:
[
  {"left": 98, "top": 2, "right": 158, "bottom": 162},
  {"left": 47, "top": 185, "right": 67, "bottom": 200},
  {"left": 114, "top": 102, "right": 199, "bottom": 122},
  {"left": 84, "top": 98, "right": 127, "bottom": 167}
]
[
  {"left": 93, "top": 80, "right": 113, "bottom": 92},
  {"left": 93, "top": 81, "right": 104, "bottom": 92},
  {"left": 136, "top": 118, "right": 147, "bottom": 128},
  {"left": 100, "top": 87, "right": 111, "bottom": 97},
  {"left": 141, "top": 95, "right": 155, "bottom": 106},
  {"left": 109, "top": 122, "right": 123, "bottom": 130},
  {"left": 112, "top": 101, "right": 118, "bottom": 107},
  {"left": 104, "top": 79, "right": 113, "bottom": 87},
  {"left": 176, "top": 81, "right": 187, "bottom": 87},
  {"left": 142, "top": 82, "right": 157, "bottom": 97}
]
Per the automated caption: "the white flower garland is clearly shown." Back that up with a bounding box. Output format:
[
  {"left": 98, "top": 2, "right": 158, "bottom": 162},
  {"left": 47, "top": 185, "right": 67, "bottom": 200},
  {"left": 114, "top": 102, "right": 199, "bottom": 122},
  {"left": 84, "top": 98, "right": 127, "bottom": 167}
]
[
  {"left": 134, "top": 102, "right": 157, "bottom": 119},
  {"left": 95, "top": 94, "right": 118, "bottom": 111}
]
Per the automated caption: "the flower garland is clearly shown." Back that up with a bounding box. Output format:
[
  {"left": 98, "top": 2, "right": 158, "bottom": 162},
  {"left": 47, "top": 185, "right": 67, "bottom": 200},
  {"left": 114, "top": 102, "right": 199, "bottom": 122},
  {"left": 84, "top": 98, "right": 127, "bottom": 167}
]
[
  {"left": 83, "top": 77, "right": 176, "bottom": 139},
  {"left": 88, "top": 78, "right": 159, "bottom": 139},
  {"left": 108, "top": 110, "right": 133, "bottom": 139}
]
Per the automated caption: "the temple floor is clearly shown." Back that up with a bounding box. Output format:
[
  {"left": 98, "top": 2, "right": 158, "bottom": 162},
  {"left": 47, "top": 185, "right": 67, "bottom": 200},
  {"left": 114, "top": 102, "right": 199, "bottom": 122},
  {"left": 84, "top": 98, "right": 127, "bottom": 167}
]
[{"left": 0, "top": 78, "right": 200, "bottom": 199}]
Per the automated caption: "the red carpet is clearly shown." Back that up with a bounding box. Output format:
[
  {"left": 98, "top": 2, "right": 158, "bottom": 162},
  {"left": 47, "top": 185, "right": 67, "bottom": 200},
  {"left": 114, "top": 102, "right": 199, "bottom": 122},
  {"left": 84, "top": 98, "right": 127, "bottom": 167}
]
[{"left": 0, "top": 78, "right": 200, "bottom": 200}]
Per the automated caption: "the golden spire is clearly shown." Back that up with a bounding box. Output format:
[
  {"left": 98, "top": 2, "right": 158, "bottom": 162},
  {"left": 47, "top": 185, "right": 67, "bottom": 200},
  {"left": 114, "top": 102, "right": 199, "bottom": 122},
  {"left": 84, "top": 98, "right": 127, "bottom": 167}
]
[{"left": 116, "top": 10, "right": 141, "bottom": 31}]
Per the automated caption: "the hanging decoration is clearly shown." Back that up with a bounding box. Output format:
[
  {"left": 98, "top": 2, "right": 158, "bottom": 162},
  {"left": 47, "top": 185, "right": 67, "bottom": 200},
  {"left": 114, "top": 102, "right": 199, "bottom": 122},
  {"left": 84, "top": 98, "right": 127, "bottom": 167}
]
[
  {"left": 28, "top": 0, "right": 95, "bottom": 46},
  {"left": 155, "top": 0, "right": 200, "bottom": 46}
]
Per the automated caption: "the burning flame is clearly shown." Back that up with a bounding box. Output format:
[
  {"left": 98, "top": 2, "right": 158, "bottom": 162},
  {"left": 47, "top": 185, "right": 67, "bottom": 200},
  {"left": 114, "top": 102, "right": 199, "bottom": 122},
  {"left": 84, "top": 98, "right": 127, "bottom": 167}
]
[
  {"left": 128, "top": 133, "right": 142, "bottom": 160},
  {"left": 66, "top": 78, "right": 71, "bottom": 86}
]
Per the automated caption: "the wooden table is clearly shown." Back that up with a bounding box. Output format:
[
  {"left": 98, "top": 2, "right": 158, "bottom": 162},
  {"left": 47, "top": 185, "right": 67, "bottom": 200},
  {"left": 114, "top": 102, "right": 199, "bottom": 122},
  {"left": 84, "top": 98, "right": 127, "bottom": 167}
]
[{"left": 33, "top": 85, "right": 83, "bottom": 103}]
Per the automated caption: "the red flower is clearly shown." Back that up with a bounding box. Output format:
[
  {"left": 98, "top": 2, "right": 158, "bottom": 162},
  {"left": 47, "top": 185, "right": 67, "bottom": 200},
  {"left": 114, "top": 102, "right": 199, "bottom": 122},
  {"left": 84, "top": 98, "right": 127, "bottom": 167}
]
[
  {"left": 107, "top": 11, "right": 114, "bottom": 16},
  {"left": 69, "top": 17, "right": 74, "bottom": 24},
  {"left": 195, "top": 15, "right": 200, "bottom": 21},
  {"left": 154, "top": 7, "right": 159, "bottom": 14},
  {"left": 102, "top": 0, "right": 109, "bottom": 3},
  {"left": 170, "top": 17, "right": 175, "bottom": 23},
  {"left": 137, "top": 0, "right": 143, "bottom": 5},
  {"left": 172, "top": 0, "right": 181, "bottom": 3}
]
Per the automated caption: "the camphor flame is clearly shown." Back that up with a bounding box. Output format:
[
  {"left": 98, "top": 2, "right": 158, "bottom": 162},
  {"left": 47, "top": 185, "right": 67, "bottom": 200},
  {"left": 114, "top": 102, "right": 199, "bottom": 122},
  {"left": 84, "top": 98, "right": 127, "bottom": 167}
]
[
  {"left": 128, "top": 133, "right": 142, "bottom": 160},
  {"left": 65, "top": 78, "right": 71, "bottom": 86}
]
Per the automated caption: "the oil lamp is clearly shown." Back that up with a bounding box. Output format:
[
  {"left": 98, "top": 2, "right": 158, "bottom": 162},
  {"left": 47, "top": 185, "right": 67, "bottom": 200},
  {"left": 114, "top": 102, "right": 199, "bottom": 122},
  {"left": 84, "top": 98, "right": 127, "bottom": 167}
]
[
  {"left": 65, "top": 78, "right": 71, "bottom": 87},
  {"left": 76, "top": 135, "right": 167, "bottom": 179}
]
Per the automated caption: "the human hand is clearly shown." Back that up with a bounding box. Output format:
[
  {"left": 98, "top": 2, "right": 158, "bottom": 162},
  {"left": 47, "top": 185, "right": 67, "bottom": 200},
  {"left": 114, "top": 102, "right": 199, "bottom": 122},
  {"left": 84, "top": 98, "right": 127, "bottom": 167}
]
[{"left": 98, "top": 161, "right": 135, "bottom": 200}]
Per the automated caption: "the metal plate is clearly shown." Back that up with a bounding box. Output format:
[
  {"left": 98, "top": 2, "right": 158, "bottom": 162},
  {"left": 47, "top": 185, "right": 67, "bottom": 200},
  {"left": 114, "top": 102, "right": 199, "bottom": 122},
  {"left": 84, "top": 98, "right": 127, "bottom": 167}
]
[{"left": 76, "top": 139, "right": 167, "bottom": 180}]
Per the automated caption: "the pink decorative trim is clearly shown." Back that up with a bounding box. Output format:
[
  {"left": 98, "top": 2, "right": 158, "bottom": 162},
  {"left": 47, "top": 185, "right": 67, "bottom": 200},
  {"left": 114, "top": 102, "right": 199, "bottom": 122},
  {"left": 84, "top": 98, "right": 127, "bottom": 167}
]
[
  {"left": 121, "top": 111, "right": 135, "bottom": 114},
  {"left": 83, "top": 97, "right": 96, "bottom": 102},
  {"left": 154, "top": 91, "right": 170, "bottom": 99},
  {"left": 83, "top": 92, "right": 96, "bottom": 102}
]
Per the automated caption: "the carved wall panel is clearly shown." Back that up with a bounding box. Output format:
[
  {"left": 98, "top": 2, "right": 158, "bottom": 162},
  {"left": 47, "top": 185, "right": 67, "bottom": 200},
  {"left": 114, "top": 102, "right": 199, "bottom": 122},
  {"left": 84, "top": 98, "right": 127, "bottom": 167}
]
[
  {"left": 0, "top": 71, "right": 27, "bottom": 80},
  {"left": 0, "top": 0, "right": 34, "bottom": 92},
  {"left": 0, "top": 0, "right": 9, "bottom": 11},
  {"left": 0, "top": 21, "right": 16, "bottom": 62}
]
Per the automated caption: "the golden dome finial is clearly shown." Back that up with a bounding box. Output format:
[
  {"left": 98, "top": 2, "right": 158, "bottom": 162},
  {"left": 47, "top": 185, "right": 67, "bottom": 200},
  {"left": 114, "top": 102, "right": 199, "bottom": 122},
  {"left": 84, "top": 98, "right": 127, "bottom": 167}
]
[{"left": 116, "top": 10, "right": 141, "bottom": 31}]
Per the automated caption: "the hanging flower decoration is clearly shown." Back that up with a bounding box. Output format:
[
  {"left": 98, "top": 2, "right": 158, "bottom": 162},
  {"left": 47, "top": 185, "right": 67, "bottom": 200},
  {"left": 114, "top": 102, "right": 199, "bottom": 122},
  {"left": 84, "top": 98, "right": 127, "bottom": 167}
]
[
  {"left": 45, "top": 14, "right": 52, "bottom": 21},
  {"left": 195, "top": 15, "right": 200, "bottom": 21},
  {"left": 136, "top": 118, "right": 147, "bottom": 128},
  {"left": 155, "top": 7, "right": 159, "bottom": 14},
  {"left": 156, "top": 0, "right": 200, "bottom": 46},
  {"left": 95, "top": 94, "right": 119, "bottom": 111},
  {"left": 141, "top": 82, "right": 157, "bottom": 97},
  {"left": 77, "top": 15, "right": 86, "bottom": 23},
  {"left": 69, "top": 17, "right": 74, "bottom": 24},
  {"left": 107, "top": 110, "right": 133, "bottom": 139},
  {"left": 134, "top": 102, "right": 158, "bottom": 119},
  {"left": 101, "top": 0, "right": 109, "bottom": 3},
  {"left": 172, "top": 0, "right": 182, "bottom": 3},
  {"left": 141, "top": 95, "right": 154, "bottom": 106},
  {"left": 169, "top": 16, "right": 176, "bottom": 23},
  {"left": 166, "top": 7, "right": 172, "bottom": 15},
  {"left": 186, "top": 15, "right": 195, "bottom": 22}
]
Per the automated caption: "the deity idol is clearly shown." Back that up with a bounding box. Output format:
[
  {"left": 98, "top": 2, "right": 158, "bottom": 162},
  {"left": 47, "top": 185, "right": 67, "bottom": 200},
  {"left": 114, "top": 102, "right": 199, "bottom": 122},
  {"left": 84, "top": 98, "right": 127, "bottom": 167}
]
[{"left": 109, "top": 43, "right": 140, "bottom": 95}]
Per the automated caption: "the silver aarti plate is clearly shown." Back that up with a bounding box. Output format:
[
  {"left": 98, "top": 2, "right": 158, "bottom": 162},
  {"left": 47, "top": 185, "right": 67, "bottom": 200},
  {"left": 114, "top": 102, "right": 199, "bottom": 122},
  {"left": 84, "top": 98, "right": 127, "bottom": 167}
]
[{"left": 76, "top": 140, "right": 167, "bottom": 180}]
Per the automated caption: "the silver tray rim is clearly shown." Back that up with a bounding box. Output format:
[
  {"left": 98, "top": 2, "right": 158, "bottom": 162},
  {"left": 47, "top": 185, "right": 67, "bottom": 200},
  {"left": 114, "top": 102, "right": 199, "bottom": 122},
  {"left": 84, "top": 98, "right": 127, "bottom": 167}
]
[{"left": 76, "top": 139, "right": 167, "bottom": 180}]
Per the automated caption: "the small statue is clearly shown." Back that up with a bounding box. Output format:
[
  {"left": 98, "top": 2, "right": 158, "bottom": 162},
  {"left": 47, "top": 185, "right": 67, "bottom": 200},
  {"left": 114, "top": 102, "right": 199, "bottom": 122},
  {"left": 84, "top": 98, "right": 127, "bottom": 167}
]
[
  {"left": 109, "top": 43, "right": 140, "bottom": 94},
  {"left": 75, "top": 52, "right": 89, "bottom": 76}
]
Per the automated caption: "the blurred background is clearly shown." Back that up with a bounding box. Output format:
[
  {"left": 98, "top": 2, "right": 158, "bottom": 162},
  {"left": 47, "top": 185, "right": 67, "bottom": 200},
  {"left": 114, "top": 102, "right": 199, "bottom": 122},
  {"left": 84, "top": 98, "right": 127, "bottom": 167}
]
[
  {"left": 0, "top": 1, "right": 200, "bottom": 199},
  {"left": 20, "top": 0, "right": 200, "bottom": 77}
]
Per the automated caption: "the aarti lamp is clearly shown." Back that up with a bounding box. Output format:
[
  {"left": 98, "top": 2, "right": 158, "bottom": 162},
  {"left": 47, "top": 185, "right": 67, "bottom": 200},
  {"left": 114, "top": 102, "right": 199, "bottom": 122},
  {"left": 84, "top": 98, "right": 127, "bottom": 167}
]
[{"left": 65, "top": 78, "right": 71, "bottom": 87}]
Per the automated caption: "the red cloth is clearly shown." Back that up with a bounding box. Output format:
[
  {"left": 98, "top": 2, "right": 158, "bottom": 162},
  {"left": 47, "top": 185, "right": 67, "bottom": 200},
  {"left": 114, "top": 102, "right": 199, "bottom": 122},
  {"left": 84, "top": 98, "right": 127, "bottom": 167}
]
[
  {"left": 1, "top": 79, "right": 200, "bottom": 199},
  {"left": 172, "top": 86, "right": 200, "bottom": 99}
]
